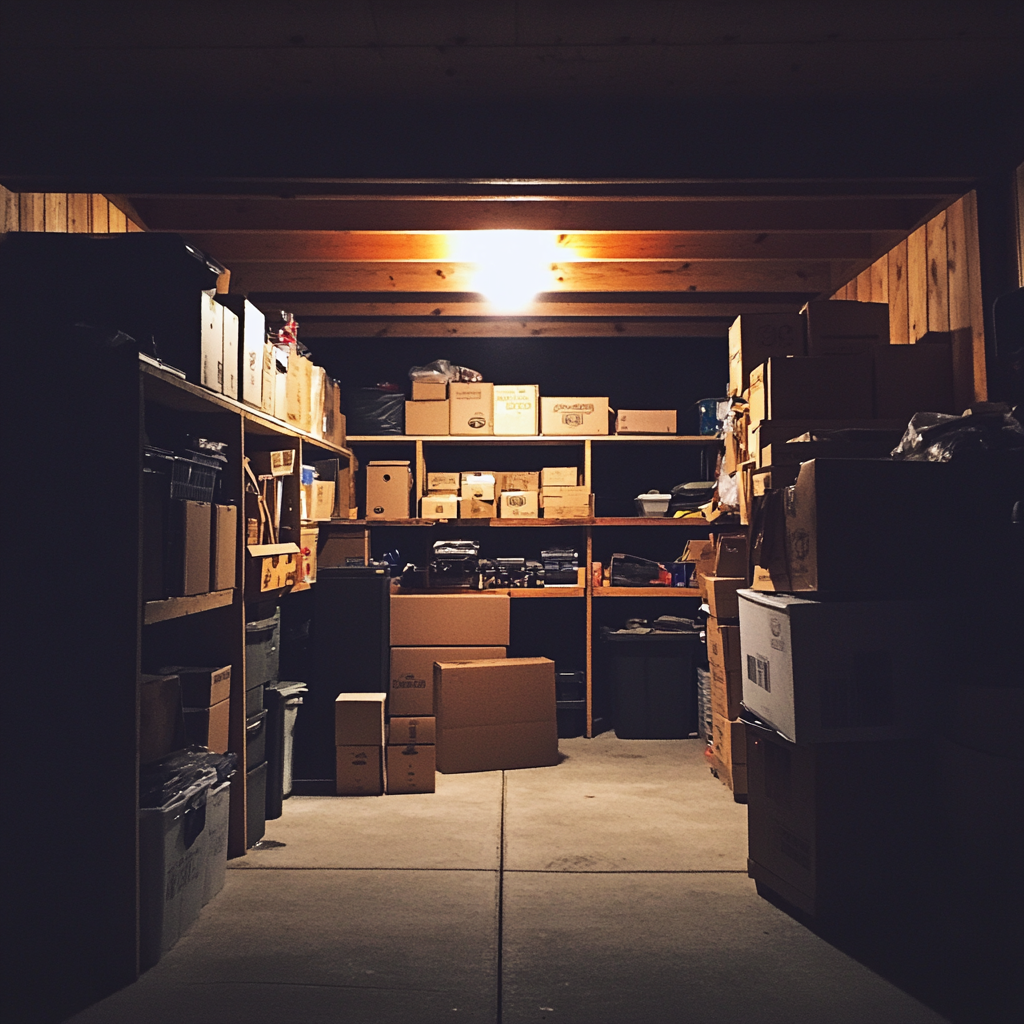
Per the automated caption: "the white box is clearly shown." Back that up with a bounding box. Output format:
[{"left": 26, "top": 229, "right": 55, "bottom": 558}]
[
  {"left": 221, "top": 305, "right": 239, "bottom": 398},
  {"left": 499, "top": 491, "right": 539, "bottom": 518},
  {"left": 200, "top": 290, "right": 222, "bottom": 392},
  {"left": 494, "top": 385, "right": 539, "bottom": 435},
  {"left": 540, "top": 397, "right": 609, "bottom": 435},
  {"left": 737, "top": 590, "right": 949, "bottom": 744},
  {"left": 461, "top": 473, "right": 496, "bottom": 502},
  {"left": 242, "top": 300, "right": 267, "bottom": 409}
]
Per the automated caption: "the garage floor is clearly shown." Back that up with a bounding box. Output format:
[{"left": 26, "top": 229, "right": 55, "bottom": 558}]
[{"left": 65, "top": 735, "right": 949, "bottom": 1024}]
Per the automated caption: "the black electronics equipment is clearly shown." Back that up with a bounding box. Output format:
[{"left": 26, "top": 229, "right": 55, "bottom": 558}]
[{"left": 610, "top": 552, "right": 665, "bottom": 587}]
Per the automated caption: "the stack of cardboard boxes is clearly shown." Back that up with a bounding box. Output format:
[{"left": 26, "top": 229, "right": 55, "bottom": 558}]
[
  {"left": 416, "top": 468, "right": 590, "bottom": 520},
  {"left": 335, "top": 693, "right": 387, "bottom": 796}
]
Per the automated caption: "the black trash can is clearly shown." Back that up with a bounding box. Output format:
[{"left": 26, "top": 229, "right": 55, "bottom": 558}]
[
  {"left": 264, "top": 681, "right": 308, "bottom": 820},
  {"left": 601, "top": 630, "right": 699, "bottom": 739}
]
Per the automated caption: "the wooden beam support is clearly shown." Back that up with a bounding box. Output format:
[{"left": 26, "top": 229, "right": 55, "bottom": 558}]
[
  {"left": 267, "top": 300, "right": 802, "bottom": 318},
  {"left": 300, "top": 320, "right": 730, "bottom": 338}
]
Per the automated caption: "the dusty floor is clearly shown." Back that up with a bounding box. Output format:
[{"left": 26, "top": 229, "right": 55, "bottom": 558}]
[{"left": 65, "top": 735, "right": 949, "bottom": 1024}]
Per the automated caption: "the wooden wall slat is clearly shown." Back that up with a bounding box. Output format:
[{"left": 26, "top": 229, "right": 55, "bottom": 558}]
[
  {"left": 1, "top": 185, "right": 18, "bottom": 233},
  {"left": 20, "top": 193, "right": 44, "bottom": 231},
  {"left": 68, "top": 193, "right": 92, "bottom": 233},
  {"left": 926, "top": 209, "right": 950, "bottom": 332},
  {"left": 108, "top": 202, "right": 127, "bottom": 232},
  {"left": 872, "top": 252, "right": 888, "bottom": 305},
  {"left": 961, "top": 190, "right": 988, "bottom": 402},
  {"left": 91, "top": 194, "right": 110, "bottom": 232},
  {"left": 888, "top": 239, "right": 910, "bottom": 344},
  {"left": 44, "top": 192, "right": 68, "bottom": 232},
  {"left": 907, "top": 224, "right": 928, "bottom": 342},
  {"left": 1016, "top": 162, "right": 1024, "bottom": 288},
  {"left": 946, "top": 198, "right": 970, "bottom": 331}
]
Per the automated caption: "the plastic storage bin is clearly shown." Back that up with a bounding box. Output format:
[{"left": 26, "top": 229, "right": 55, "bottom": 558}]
[
  {"left": 245, "top": 609, "right": 281, "bottom": 688},
  {"left": 246, "top": 761, "right": 268, "bottom": 847},
  {"left": 246, "top": 709, "right": 268, "bottom": 768},
  {"left": 601, "top": 630, "right": 699, "bottom": 739},
  {"left": 202, "top": 780, "right": 231, "bottom": 905},
  {"left": 264, "top": 681, "right": 307, "bottom": 820}
]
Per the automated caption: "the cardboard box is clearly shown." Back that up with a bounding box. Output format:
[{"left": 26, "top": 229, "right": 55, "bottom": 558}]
[
  {"left": 182, "top": 697, "right": 230, "bottom": 753},
  {"left": 260, "top": 342, "right": 275, "bottom": 415},
  {"left": 389, "top": 646, "right": 506, "bottom": 716},
  {"left": 803, "top": 300, "right": 889, "bottom": 356},
  {"left": 874, "top": 342, "right": 956, "bottom": 419},
  {"left": 496, "top": 471, "right": 540, "bottom": 493},
  {"left": 500, "top": 491, "right": 539, "bottom": 518},
  {"left": 285, "top": 352, "right": 314, "bottom": 433},
  {"left": 210, "top": 503, "right": 237, "bottom": 591},
  {"left": 433, "top": 658, "right": 558, "bottom": 774},
  {"left": 299, "top": 525, "right": 318, "bottom": 584},
  {"left": 540, "top": 467, "right": 578, "bottom": 487},
  {"left": 335, "top": 692, "right": 386, "bottom": 746},
  {"left": 199, "top": 290, "right": 222, "bottom": 393},
  {"left": 449, "top": 382, "right": 494, "bottom": 435},
  {"left": 738, "top": 459, "right": 756, "bottom": 526},
  {"left": 140, "top": 673, "right": 182, "bottom": 765},
  {"left": 427, "top": 472, "right": 461, "bottom": 493},
  {"left": 420, "top": 494, "right": 459, "bottom": 519},
  {"left": 540, "top": 486, "right": 590, "bottom": 508},
  {"left": 366, "top": 461, "right": 412, "bottom": 519},
  {"left": 614, "top": 409, "right": 676, "bottom": 434},
  {"left": 325, "top": 381, "right": 346, "bottom": 447},
  {"left": 714, "top": 533, "right": 749, "bottom": 579},
  {"left": 388, "top": 716, "right": 437, "bottom": 746},
  {"left": 494, "top": 385, "right": 539, "bottom": 435},
  {"left": 749, "top": 419, "right": 905, "bottom": 468},
  {"left": 704, "top": 576, "right": 745, "bottom": 621},
  {"left": 760, "top": 427, "right": 905, "bottom": 467},
  {"left": 543, "top": 505, "right": 591, "bottom": 519},
  {"left": 221, "top": 304, "right": 239, "bottom": 398},
  {"left": 728, "top": 313, "right": 806, "bottom": 396},
  {"left": 310, "top": 364, "right": 326, "bottom": 437},
  {"left": 684, "top": 538, "right": 717, "bottom": 598},
  {"left": 239, "top": 299, "right": 266, "bottom": 409},
  {"left": 385, "top": 744, "right": 436, "bottom": 794},
  {"left": 161, "top": 664, "right": 232, "bottom": 708},
  {"left": 540, "top": 397, "right": 610, "bottom": 435},
  {"left": 305, "top": 480, "right": 335, "bottom": 522},
  {"left": 169, "top": 499, "right": 211, "bottom": 597},
  {"left": 272, "top": 347, "right": 289, "bottom": 420},
  {"left": 712, "top": 712, "right": 747, "bottom": 795},
  {"left": 390, "top": 594, "right": 510, "bottom": 647},
  {"left": 460, "top": 497, "right": 496, "bottom": 519},
  {"left": 748, "top": 356, "right": 874, "bottom": 430},
  {"left": 246, "top": 542, "right": 300, "bottom": 597},
  {"left": 336, "top": 745, "right": 383, "bottom": 796},
  {"left": 412, "top": 380, "right": 447, "bottom": 401},
  {"left": 706, "top": 616, "right": 742, "bottom": 719},
  {"left": 404, "top": 400, "right": 450, "bottom": 435},
  {"left": 249, "top": 450, "right": 296, "bottom": 477},
  {"left": 738, "top": 590, "right": 950, "bottom": 743},
  {"left": 461, "top": 473, "right": 496, "bottom": 502}
]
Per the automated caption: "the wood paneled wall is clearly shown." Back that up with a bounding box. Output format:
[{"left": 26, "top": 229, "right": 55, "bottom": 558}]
[
  {"left": 0, "top": 186, "right": 143, "bottom": 234},
  {"left": 832, "top": 191, "right": 987, "bottom": 403}
]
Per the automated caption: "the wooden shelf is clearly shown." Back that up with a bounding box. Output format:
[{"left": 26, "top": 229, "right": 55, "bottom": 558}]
[
  {"left": 143, "top": 588, "right": 235, "bottom": 625},
  {"left": 593, "top": 587, "right": 702, "bottom": 598},
  {"left": 348, "top": 434, "right": 720, "bottom": 445},
  {"left": 337, "top": 517, "right": 711, "bottom": 528}
]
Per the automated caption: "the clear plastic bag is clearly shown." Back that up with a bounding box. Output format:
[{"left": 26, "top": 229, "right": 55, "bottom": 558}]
[
  {"left": 891, "top": 408, "right": 1024, "bottom": 462},
  {"left": 408, "top": 359, "right": 483, "bottom": 383}
]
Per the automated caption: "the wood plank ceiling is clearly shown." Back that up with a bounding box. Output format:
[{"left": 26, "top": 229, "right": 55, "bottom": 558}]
[{"left": 120, "top": 177, "right": 970, "bottom": 338}]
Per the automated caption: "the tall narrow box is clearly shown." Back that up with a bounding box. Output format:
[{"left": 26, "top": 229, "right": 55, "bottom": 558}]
[
  {"left": 169, "top": 499, "right": 211, "bottom": 596},
  {"left": 389, "top": 646, "right": 507, "bottom": 716},
  {"left": 210, "top": 504, "right": 237, "bottom": 591},
  {"left": 221, "top": 304, "right": 239, "bottom": 398},
  {"left": 366, "top": 461, "right": 412, "bottom": 519},
  {"left": 493, "top": 385, "right": 539, "bottom": 435},
  {"left": 199, "top": 290, "right": 222, "bottom": 393}
]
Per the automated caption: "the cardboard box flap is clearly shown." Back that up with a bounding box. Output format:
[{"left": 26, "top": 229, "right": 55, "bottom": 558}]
[{"left": 248, "top": 542, "right": 301, "bottom": 556}]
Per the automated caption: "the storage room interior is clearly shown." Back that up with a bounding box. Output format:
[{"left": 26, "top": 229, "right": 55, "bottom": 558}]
[{"left": 1, "top": 5, "right": 1023, "bottom": 1024}]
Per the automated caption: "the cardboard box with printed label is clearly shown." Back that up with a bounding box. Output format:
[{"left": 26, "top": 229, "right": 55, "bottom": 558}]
[
  {"left": 169, "top": 499, "right": 211, "bottom": 597},
  {"left": 427, "top": 472, "right": 461, "bottom": 493},
  {"left": 495, "top": 471, "right": 540, "bottom": 493},
  {"left": 461, "top": 473, "right": 496, "bottom": 502},
  {"left": 366, "top": 461, "right": 412, "bottom": 519},
  {"left": 738, "top": 589, "right": 950, "bottom": 743},
  {"left": 412, "top": 380, "right": 447, "bottom": 401},
  {"left": 405, "top": 400, "right": 450, "bottom": 435},
  {"left": 714, "top": 533, "right": 749, "bottom": 580},
  {"left": 335, "top": 692, "right": 386, "bottom": 746},
  {"left": 388, "top": 716, "right": 437, "bottom": 746},
  {"left": 391, "top": 594, "right": 510, "bottom": 647},
  {"left": 499, "top": 491, "right": 539, "bottom": 518},
  {"left": 336, "top": 745, "right": 383, "bottom": 796},
  {"left": 385, "top": 744, "right": 436, "bottom": 794},
  {"left": 449, "top": 382, "right": 494, "bottom": 435},
  {"left": 540, "top": 397, "right": 610, "bottom": 435},
  {"left": 246, "top": 543, "right": 300, "bottom": 597},
  {"left": 420, "top": 494, "right": 459, "bottom": 519},
  {"left": 704, "top": 576, "right": 744, "bottom": 621},
  {"left": 434, "top": 658, "right": 558, "bottom": 774},
  {"left": 210, "top": 503, "right": 237, "bottom": 591},
  {"left": 728, "top": 313, "right": 806, "bottom": 396},
  {"left": 614, "top": 409, "right": 677, "bottom": 434},
  {"left": 748, "top": 355, "right": 874, "bottom": 430},
  {"left": 389, "top": 646, "right": 507, "bottom": 716},
  {"left": 802, "top": 300, "right": 890, "bottom": 356},
  {"left": 493, "top": 385, "right": 539, "bottom": 435},
  {"left": 540, "top": 467, "right": 578, "bottom": 487},
  {"left": 161, "top": 664, "right": 232, "bottom": 708}
]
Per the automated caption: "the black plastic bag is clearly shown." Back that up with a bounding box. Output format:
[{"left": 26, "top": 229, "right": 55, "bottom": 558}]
[
  {"left": 891, "top": 408, "right": 1024, "bottom": 462},
  {"left": 346, "top": 387, "right": 405, "bottom": 434}
]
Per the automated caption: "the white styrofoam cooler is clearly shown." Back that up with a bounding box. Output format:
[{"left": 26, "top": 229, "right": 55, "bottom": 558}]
[{"left": 737, "top": 589, "right": 949, "bottom": 744}]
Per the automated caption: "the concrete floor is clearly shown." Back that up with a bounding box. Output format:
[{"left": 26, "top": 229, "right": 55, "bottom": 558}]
[{"left": 65, "top": 735, "right": 949, "bottom": 1024}]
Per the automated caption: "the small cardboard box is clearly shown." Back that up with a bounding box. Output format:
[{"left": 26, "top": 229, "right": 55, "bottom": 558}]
[
  {"left": 541, "top": 467, "right": 578, "bottom": 487},
  {"left": 704, "top": 576, "right": 745, "bottom": 621},
  {"left": 238, "top": 298, "right": 266, "bottom": 410},
  {"left": 335, "top": 692, "right": 386, "bottom": 746},
  {"left": 460, "top": 496, "right": 496, "bottom": 518},
  {"left": 614, "top": 409, "right": 676, "bottom": 434},
  {"left": 748, "top": 355, "right": 874, "bottom": 429},
  {"left": 388, "top": 716, "right": 437, "bottom": 746},
  {"left": 249, "top": 450, "right": 296, "bottom": 477},
  {"left": 496, "top": 471, "right": 540, "bottom": 493},
  {"left": 169, "top": 499, "right": 211, "bottom": 597},
  {"left": 246, "top": 543, "right": 300, "bottom": 597},
  {"left": 728, "top": 313, "right": 806, "bottom": 396},
  {"left": 161, "top": 664, "right": 232, "bottom": 708},
  {"left": 405, "top": 400, "right": 450, "bottom": 435},
  {"left": 874, "top": 341, "right": 955, "bottom": 419},
  {"left": 385, "top": 744, "right": 436, "bottom": 794},
  {"left": 499, "top": 491, "right": 539, "bottom": 518},
  {"left": 366, "top": 461, "right": 412, "bottom": 519},
  {"left": 389, "top": 646, "right": 506, "bottom": 716},
  {"left": 540, "top": 486, "right": 590, "bottom": 508},
  {"left": 286, "top": 352, "right": 314, "bottom": 433},
  {"left": 420, "top": 494, "right": 459, "bottom": 519},
  {"left": 200, "top": 290, "right": 222, "bottom": 393},
  {"left": 714, "top": 533, "right": 749, "bottom": 580},
  {"left": 183, "top": 697, "right": 230, "bottom": 754},
  {"left": 221, "top": 303, "right": 239, "bottom": 399},
  {"left": 336, "top": 745, "right": 383, "bottom": 796},
  {"left": 390, "top": 595, "right": 510, "bottom": 647},
  {"left": 540, "top": 397, "right": 609, "bottom": 435},
  {"left": 140, "top": 673, "right": 182, "bottom": 765},
  {"left": 493, "top": 385, "right": 539, "bottom": 435},
  {"left": 210, "top": 503, "right": 237, "bottom": 591},
  {"left": 449, "top": 382, "right": 494, "bottom": 435},
  {"left": 802, "top": 299, "right": 889, "bottom": 356},
  {"left": 427, "top": 472, "right": 461, "bottom": 493},
  {"left": 461, "top": 473, "right": 496, "bottom": 501},
  {"left": 412, "top": 380, "right": 447, "bottom": 401},
  {"left": 434, "top": 657, "right": 558, "bottom": 774}
]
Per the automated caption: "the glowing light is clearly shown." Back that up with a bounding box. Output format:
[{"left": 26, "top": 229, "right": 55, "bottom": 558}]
[{"left": 450, "top": 231, "right": 563, "bottom": 312}]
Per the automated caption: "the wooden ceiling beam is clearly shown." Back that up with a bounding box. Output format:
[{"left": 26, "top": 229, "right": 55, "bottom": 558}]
[
  {"left": 300, "top": 321, "right": 730, "bottom": 339},
  {"left": 267, "top": 300, "right": 801, "bottom": 318}
]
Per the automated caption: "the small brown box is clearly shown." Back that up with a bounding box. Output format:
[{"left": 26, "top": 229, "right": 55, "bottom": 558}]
[
  {"left": 246, "top": 543, "right": 300, "bottom": 597},
  {"left": 210, "top": 504, "right": 237, "bottom": 591},
  {"left": 412, "top": 380, "right": 447, "bottom": 401},
  {"left": 404, "top": 400, "right": 450, "bottom": 436},
  {"left": 366, "top": 461, "right": 412, "bottom": 519},
  {"left": 335, "top": 692, "right": 386, "bottom": 746},
  {"left": 140, "top": 673, "right": 182, "bottom": 765},
  {"left": 169, "top": 499, "right": 211, "bottom": 597},
  {"left": 728, "top": 313, "right": 806, "bottom": 396},
  {"left": 182, "top": 697, "right": 230, "bottom": 754},
  {"left": 388, "top": 716, "right": 437, "bottom": 745},
  {"left": 390, "top": 595, "right": 510, "bottom": 647},
  {"left": 161, "top": 664, "right": 232, "bottom": 708},
  {"left": 385, "top": 744, "right": 436, "bottom": 794},
  {"left": 336, "top": 745, "right": 383, "bottom": 796}
]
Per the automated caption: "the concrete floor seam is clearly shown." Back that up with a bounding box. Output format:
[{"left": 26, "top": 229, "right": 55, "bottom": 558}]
[{"left": 496, "top": 770, "right": 507, "bottom": 1024}]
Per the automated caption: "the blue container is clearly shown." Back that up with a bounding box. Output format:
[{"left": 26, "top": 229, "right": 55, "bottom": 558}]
[{"left": 698, "top": 398, "right": 729, "bottom": 436}]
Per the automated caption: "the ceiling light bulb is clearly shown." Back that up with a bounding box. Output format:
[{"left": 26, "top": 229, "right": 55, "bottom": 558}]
[{"left": 452, "top": 231, "right": 562, "bottom": 313}]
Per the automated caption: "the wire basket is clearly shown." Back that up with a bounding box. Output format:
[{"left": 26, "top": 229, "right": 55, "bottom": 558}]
[{"left": 170, "top": 455, "right": 219, "bottom": 502}]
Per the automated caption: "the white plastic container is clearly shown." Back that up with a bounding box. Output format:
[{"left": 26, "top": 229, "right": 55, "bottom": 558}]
[{"left": 634, "top": 492, "right": 671, "bottom": 517}]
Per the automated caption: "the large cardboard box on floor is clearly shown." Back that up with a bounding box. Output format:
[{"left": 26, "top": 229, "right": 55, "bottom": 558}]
[
  {"left": 747, "top": 355, "right": 874, "bottom": 430},
  {"left": 728, "top": 313, "right": 806, "bottom": 396},
  {"left": 540, "top": 397, "right": 609, "bottom": 435},
  {"left": 385, "top": 744, "right": 436, "bottom": 794},
  {"left": 494, "top": 385, "right": 539, "bottom": 435},
  {"left": 738, "top": 590, "right": 950, "bottom": 744},
  {"left": 802, "top": 299, "right": 889, "bottom": 356},
  {"left": 336, "top": 745, "right": 383, "bottom": 796},
  {"left": 365, "top": 461, "right": 412, "bottom": 519},
  {"left": 449, "top": 382, "right": 494, "bottom": 435},
  {"left": 433, "top": 657, "right": 558, "bottom": 774},
  {"left": 390, "top": 646, "right": 506, "bottom": 716},
  {"left": 335, "top": 692, "right": 386, "bottom": 746},
  {"left": 706, "top": 618, "right": 742, "bottom": 720},
  {"left": 390, "top": 594, "right": 510, "bottom": 647}
]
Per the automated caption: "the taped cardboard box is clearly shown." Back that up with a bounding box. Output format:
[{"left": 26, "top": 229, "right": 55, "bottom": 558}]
[
  {"left": 802, "top": 299, "right": 889, "bottom": 356},
  {"left": 494, "top": 385, "right": 539, "bottom": 435},
  {"left": 499, "top": 491, "right": 539, "bottom": 518},
  {"left": 336, "top": 745, "right": 383, "bottom": 796},
  {"left": 728, "top": 313, "right": 806, "bottom": 397},
  {"left": 706, "top": 617, "right": 742, "bottom": 719},
  {"left": 412, "top": 380, "right": 447, "bottom": 401},
  {"left": 169, "top": 499, "right": 211, "bottom": 597},
  {"left": 748, "top": 355, "right": 874, "bottom": 430},
  {"left": 540, "top": 397, "right": 609, "bottom": 435},
  {"left": 388, "top": 716, "right": 436, "bottom": 745},
  {"left": 389, "top": 646, "right": 506, "bottom": 716},
  {"left": 366, "top": 461, "right": 412, "bottom": 519},
  {"left": 420, "top": 494, "right": 459, "bottom": 519},
  {"left": 335, "top": 692, "right": 386, "bottom": 746},
  {"left": 433, "top": 658, "right": 558, "bottom": 774},
  {"left": 449, "top": 382, "right": 494, "bottom": 435},
  {"left": 404, "top": 400, "right": 449, "bottom": 435},
  {"left": 614, "top": 409, "right": 676, "bottom": 434},
  {"left": 385, "top": 744, "right": 436, "bottom": 794},
  {"left": 390, "top": 594, "right": 510, "bottom": 646},
  {"left": 704, "top": 576, "right": 745, "bottom": 621}
]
